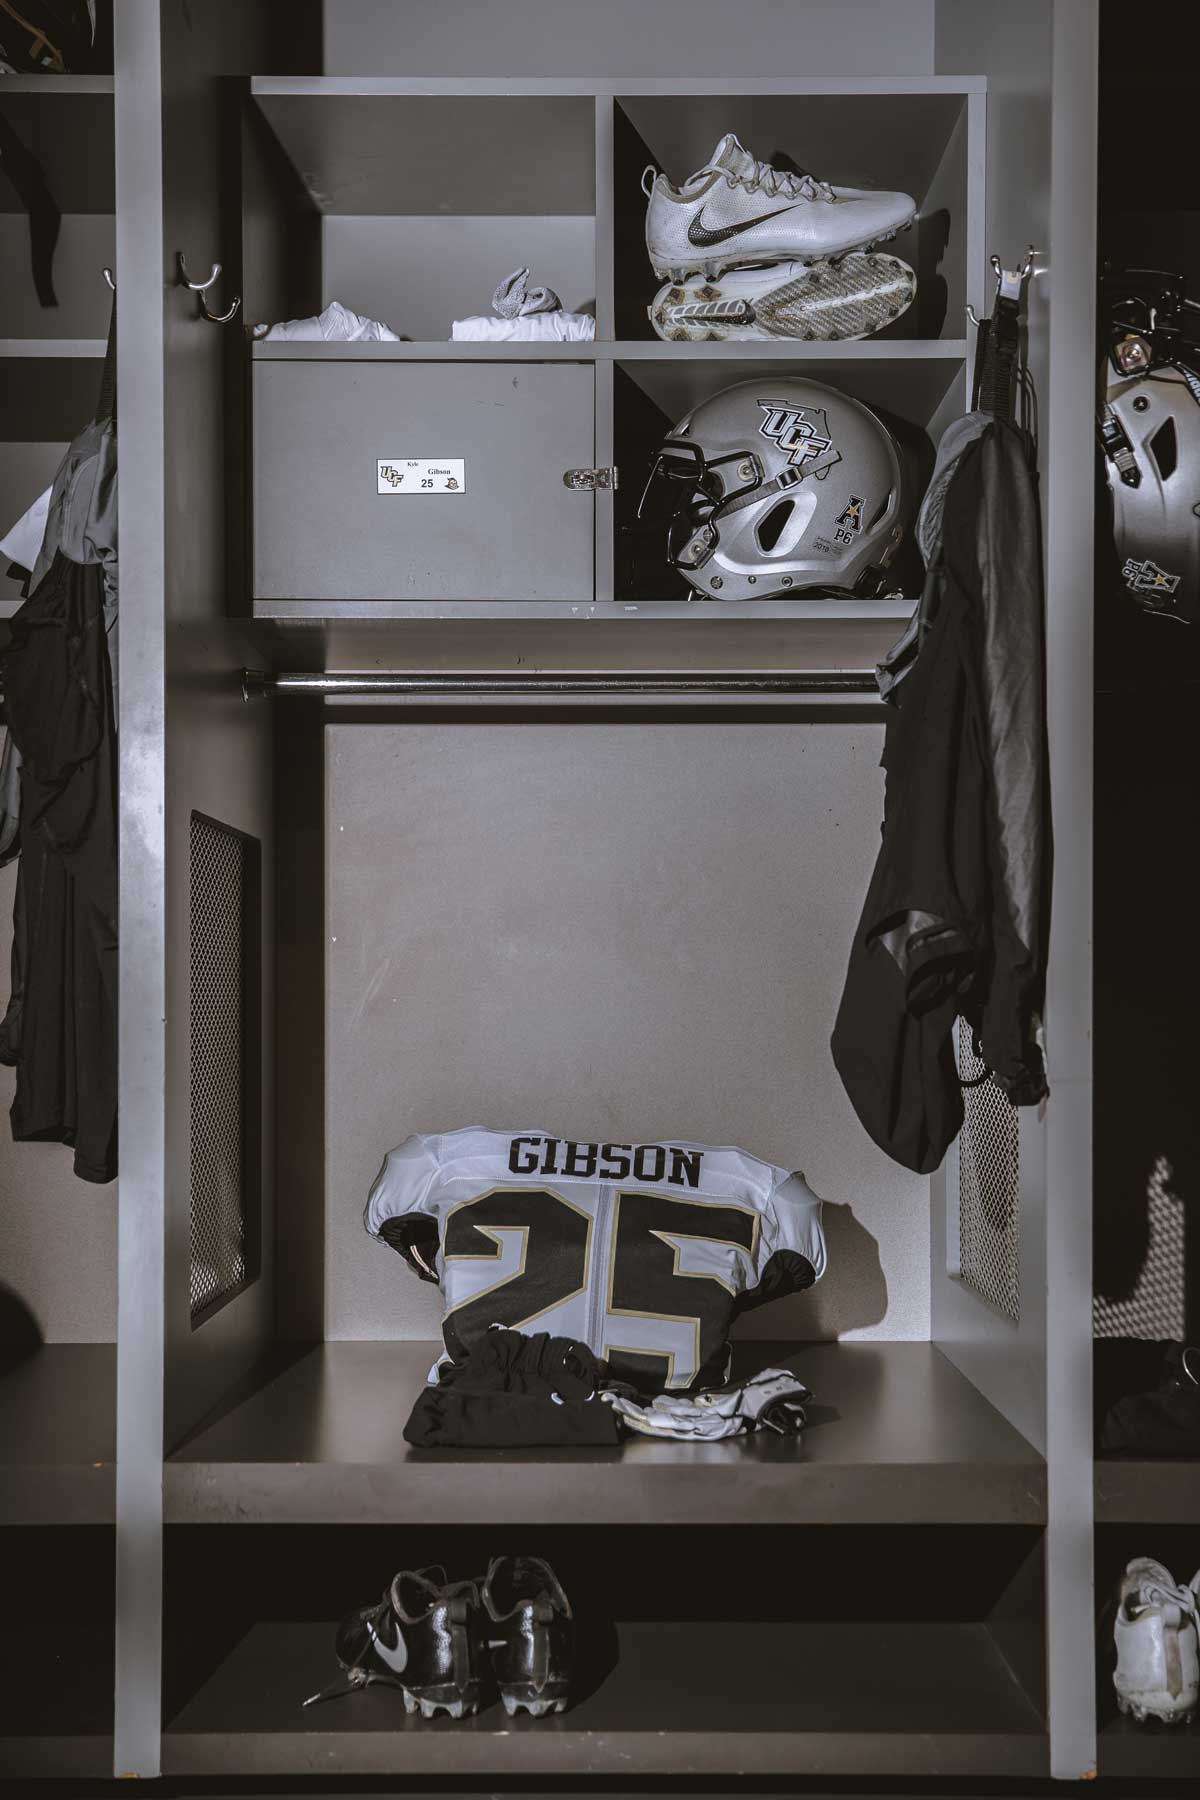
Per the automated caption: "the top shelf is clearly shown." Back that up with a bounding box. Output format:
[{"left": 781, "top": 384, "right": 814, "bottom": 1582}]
[
  {"left": 0, "top": 74, "right": 113, "bottom": 93},
  {"left": 251, "top": 76, "right": 987, "bottom": 97}
]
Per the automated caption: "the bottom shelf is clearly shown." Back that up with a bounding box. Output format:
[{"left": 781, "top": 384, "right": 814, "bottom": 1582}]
[
  {"left": 0, "top": 1625, "right": 113, "bottom": 1778},
  {"left": 1099, "top": 1709, "right": 1200, "bottom": 1780},
  {"left": 162, "top": 1618, "right": 1046, "bottom": 1777}
]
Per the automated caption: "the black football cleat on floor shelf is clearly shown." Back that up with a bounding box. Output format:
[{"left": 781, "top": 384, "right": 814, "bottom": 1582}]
[
  {"left": 305, "top": 1564, "right": 485, "bottom": 1718},
  {"left": 481, "top": 1555, "right": 574, "bottom": 1718}
]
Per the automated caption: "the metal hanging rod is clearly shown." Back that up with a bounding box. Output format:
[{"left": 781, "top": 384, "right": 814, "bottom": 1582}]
[{"left": 241, "top": 669, "right": 880, "bottom": 700}]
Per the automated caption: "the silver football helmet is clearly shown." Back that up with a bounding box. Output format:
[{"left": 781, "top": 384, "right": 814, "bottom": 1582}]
[
  {"left": 1100, "top": 270, "right": 1200, "bottom": 621},
  {"left": 638, "top": 376, "right": 908, "bottom": 600}
]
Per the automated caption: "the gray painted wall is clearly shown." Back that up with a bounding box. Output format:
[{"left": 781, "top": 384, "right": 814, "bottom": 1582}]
[
  {"left": 322, "top": 0, "right": 937, "bottom": 78},
  {"left": 0, "top": 865, "right": 118, "bottom": 1342},
  {"left": 325, "top": 719, "right": 928, "bottom": 1343}
]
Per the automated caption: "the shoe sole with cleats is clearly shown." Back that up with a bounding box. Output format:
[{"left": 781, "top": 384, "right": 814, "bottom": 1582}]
[
  {"left": 649, "top": 253, "right": 915, "bottom": 343},
  {"left": 500, "top": 1684, "right": 570, "bottom": 1718}
]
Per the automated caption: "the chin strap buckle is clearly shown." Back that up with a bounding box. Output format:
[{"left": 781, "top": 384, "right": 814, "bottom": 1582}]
[{"left": 1099, "top": 409, "right": 1141, "bottom": 487}]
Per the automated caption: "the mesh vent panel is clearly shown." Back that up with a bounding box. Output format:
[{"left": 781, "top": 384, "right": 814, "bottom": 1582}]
[
  {"left": 957, "top": 1030, "right": 1021, "bottom": 1323},
  {"left": 189, "top": 814, "right": 259, "bottom": 1322},
  {"left": 1094, "top": 1155, "right": 1186, "bottom": 1339}
]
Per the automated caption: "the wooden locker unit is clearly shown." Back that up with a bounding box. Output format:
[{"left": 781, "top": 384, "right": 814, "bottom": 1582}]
[{"left": 0, "top": 0, "right": 1106, "bottom": 1787}]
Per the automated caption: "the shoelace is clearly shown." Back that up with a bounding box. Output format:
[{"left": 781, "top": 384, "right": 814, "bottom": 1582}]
[
  {"left": 302, "top": 1591, "right": 393, "bottom": 1708},
  {"left": 718, "top": 153, "right": 834, "bottom": 204},
  {"left": 1126, "top": 1574, "right": 1200, "bottom": 1625}
]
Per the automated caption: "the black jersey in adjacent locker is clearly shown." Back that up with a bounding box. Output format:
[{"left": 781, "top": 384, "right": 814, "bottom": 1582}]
[{"left": 0, "top": 553, "right": 117, "bottom": 1182}]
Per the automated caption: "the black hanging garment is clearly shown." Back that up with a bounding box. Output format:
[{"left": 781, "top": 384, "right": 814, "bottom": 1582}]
[
  {"left": 831, "top": 288, "right": 1048, "bottom": 1174},
  {"left": 0, "top": 553, "right": 117, "bottom": 1181}
]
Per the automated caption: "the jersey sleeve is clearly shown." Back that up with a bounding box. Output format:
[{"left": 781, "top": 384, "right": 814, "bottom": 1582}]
[
  {"left": 363, "top": 1134, "right": 443, "bottom": 1283},
  {"left": 736, "top": 1171, "right": 827, "bottom": 1315}
]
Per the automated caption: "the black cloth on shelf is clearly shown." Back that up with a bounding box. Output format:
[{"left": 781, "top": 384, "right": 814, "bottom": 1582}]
[
  {"left": 404, "top": 1327, "right": 622, "bottom": 1448},
  {"left": 832, "top": 415, "right": 1048, "bottom": 1174},
  {"left": 1101, "top": 1342, "right": 1200, "bottom": 1457},
  {"left": 0, "top": 553, "right": 117, "bottom": 1182}
]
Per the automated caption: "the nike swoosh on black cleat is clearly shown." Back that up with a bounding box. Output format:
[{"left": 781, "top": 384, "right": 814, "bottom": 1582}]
[{"left": 687, "top": 205, "right": 802, "bottom": 247}]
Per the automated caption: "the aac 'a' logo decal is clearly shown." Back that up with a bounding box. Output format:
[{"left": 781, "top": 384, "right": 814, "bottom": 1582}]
[
  {"left": 757, "top": 401, "right": 842, "bottom": 479},
  {"left": 1123, "top": 556, "right": 1181, "bottom": 597},
  {"left": 835, "top": 495, "right": 865, "bottom": 533}
]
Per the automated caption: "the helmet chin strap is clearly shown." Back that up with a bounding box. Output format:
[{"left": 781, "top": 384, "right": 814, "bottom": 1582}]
[{"left": 715, "top": 464, "right": 804, "bottom": 520}]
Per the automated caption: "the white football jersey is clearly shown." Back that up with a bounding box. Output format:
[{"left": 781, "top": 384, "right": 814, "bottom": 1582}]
[{"left": 365, "top": 1127, "right": 827, "bottom": 1390}]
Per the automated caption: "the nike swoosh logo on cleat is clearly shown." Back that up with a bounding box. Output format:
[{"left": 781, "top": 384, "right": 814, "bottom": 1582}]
[
  {"left": 687, "top": 204, "right": 802, "bottom": 247},
  {"left": 367, "top": 1621, "right": 408, "bottom": 1673}
]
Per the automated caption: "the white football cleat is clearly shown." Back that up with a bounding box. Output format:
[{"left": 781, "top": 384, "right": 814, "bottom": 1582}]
[
  {"left": 648, "top": 253, "right": 915, "bottom": 343},
  {"left": 1113, "top": 1557, "right": 1200, "bottom": 1726},
  {"left": 644, "top": 133, "right": 916, "bottom": 281}
]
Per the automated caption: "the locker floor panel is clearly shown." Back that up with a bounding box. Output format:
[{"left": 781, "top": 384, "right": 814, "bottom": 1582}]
[
  {"left": 164, "top": 1341, "right": 1045, "bottom": 1525},
  {"left": 1098, "top": 1710, "right": 1200, "bottom": 1779},
  {"left": 161, "top": 1617, "right": 1046, "bottom": 1778},
  {"left": 1094, "top": 1455, "right": 1200, "bottom": 1523},
  {"left": 0, "top": 1625, "right": 113, "bottom": 1777},
  {"left": 0, "top": 1346, "right": 116, "bottom": 1524}
]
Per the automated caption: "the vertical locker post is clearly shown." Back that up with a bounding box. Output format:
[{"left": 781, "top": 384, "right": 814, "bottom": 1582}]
[
  {"left": 594, "top": 93, "right": 616, "bottom": 606},
  {"left": 1043, "top": 0, "right": 1099, "bottom": 1778},
  {"left": 113, "top": 0, "right": 166, "bottom": 1777},
  {"left": 934, "top": 0, "right": 1099, "bottom": 1778}
]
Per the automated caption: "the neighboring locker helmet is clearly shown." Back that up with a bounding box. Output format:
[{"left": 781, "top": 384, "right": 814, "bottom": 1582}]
[
  {"left": 1101, "top": 344, "right": 1200, "bottom": 622},
  {"left": 638, "top": 376, "right": 907, "bottom": 600}
]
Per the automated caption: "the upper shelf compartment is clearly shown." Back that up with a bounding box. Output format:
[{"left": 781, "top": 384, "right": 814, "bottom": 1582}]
[
  {"left": 247, "top": 85, "right": 597, "bottom": 343},
  {"left": 614, "top": 88, "right": 977, "bottom": 343},
  {"left": 245, "top": 78, "right": 981, "bottom": 349},
  {"left": 0, "top": 83, "right": 115, "bottom": 341}
]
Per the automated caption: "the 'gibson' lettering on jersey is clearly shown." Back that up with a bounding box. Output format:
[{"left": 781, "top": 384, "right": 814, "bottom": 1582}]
[{"left": 508, "top": 1135, "right": 703, "bottom": 1189}]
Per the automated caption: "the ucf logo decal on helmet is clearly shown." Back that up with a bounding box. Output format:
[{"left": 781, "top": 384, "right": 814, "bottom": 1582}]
[{"left": 757, "top": 401, "right": 841, "bottom": 478}]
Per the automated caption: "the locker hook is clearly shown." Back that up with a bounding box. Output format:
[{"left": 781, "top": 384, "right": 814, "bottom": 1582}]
[
  {"left": 177, "top": 252, "right": 222, "bottom": 293},
  {"left": 990, "top": 245, "right": 1039, "bottom": 304},
  {"left": 101, "top": 266, "right": 115, "bottom": 291},
  {"left": 176, "top": 251, "right": 242, "bottom": 324}
]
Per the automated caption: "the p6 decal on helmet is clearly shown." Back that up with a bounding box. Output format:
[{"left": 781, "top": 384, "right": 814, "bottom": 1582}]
[
  {"left": 637, "top": 376, "right": 909, "bottom": 601},
  {"left": 1122, "top": 557, "right": 1182, "bottom": 603}
]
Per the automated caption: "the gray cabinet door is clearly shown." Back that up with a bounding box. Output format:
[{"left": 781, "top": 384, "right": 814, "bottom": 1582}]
[{"left": 253, "top": 360, "right": 595, "bottom": 603}]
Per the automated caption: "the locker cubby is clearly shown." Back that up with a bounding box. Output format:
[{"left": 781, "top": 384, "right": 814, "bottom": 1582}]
[
  {"left": 1095, "top": 1525, "right": 1200, "bottom": 1782},
  {"left": 0, "top": 79, "right": 112, "bottom": 619},
  {"left": 159, "top": 1523, "right": 1046, "bottom": 1777},
  {"left": 612, "top": 351, "right": 958, "bottom": 609},
  {"left": 613, "top": 89, "right": 973, "bottom": 342},
  {"left": 0, "top": 81, "right": 115, "bottom": 342},
  {"left": 0, "top": 1525, "right": 114, "bottom": 1777},
  {"left": 247, "top": 88, "right": 597, "bottom": 343}
]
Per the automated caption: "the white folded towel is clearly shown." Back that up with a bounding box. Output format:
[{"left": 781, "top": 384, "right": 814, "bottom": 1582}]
[
  {"left": 253, "top": 300, "right": 400, "bottom": 343},
  {"left": 451, "top": 313, "right": 595, "bottom": 343}
]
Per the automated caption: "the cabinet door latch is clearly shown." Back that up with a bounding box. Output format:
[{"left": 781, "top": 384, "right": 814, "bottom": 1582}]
[{"left": 563, "top": 466, "right": 618, "bottom": 490}]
